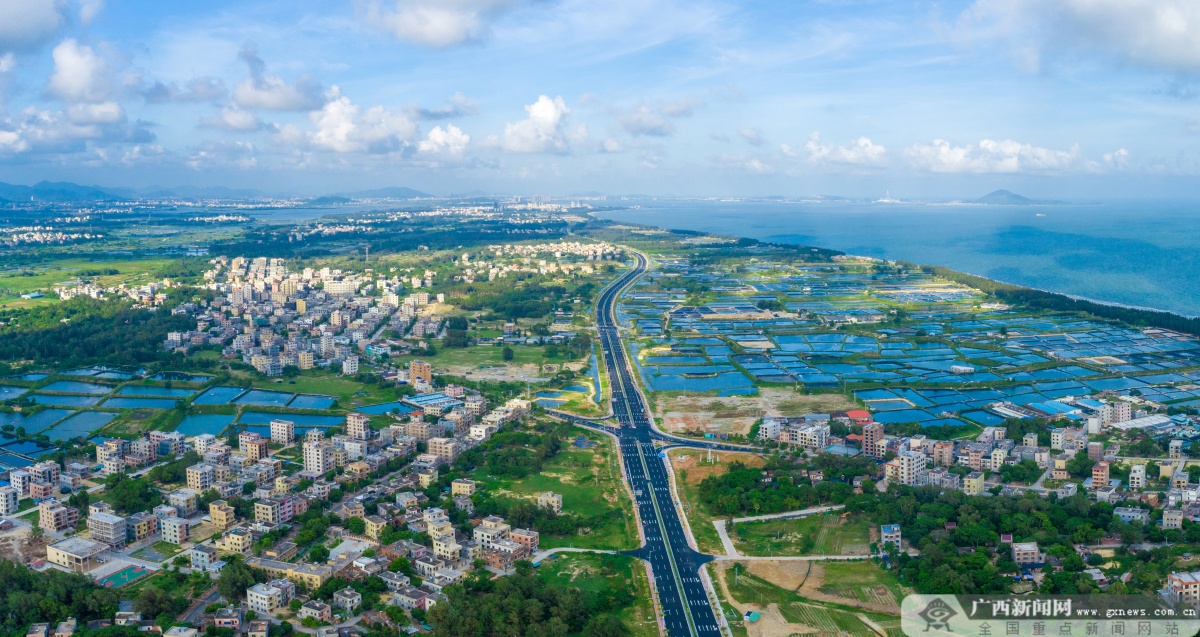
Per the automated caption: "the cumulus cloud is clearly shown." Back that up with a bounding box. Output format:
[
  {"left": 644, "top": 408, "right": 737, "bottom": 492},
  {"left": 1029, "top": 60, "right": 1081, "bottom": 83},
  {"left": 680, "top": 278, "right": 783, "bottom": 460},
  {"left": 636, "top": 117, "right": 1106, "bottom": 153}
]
[
  {"left": 418, "top": 124, "right": 470, "bottom": 156},
  {"left": 143, "top": 77, "right": 227, "bottom": 104},
  {"left": 188, "top": 140, "right": 257, "bottom": 170},
  {"left": 714, "top": 153, "right": 773, "bottom": 174},
  {"left": 804, "top": 132, "right": 887, "bottom": 168},
  {"left": 496, "top": 95, "right": 584, "bottom": 154},
  {"left": 739, "top": 128, "right": 765, "bottom": 146},
  {"left": 304, "top": 86, "right": 417, "bottom": 153},
  {"left": 618, "top": 104, "right": 673, "bottom": 137},
  {"left": 416, "top": 92, "right": 478, "bottom": 119},
  {"left": 953, "top": 0, "right": 1200, "bottom": 73},
  {"left": 905, "top": 138, "right": 1099, "bottom": 173},
  {"left": 46, "top": 39, "right": 114, "bottom": 103},
  {"left": 233, "top": 41, "right": 324, "bottom": 111},
  {"left": 200, "top": 106, "right": 263, "bottom": 132},
  {"left": 356, "top": 0, "right": 517, "bottom": 47},
  {"left": 0, "top": 105, "right": 152, "bottom": 155},
  {"left": 0, "top": 0, "right": 66, "bottom": 53}
]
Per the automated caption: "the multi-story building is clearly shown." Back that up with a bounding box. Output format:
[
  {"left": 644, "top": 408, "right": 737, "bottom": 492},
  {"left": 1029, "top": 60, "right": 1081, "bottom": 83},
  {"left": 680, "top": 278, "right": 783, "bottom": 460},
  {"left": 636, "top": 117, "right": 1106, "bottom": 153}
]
[
  {"left": 303, "top": 440, "right": 333, "bottom": 475},
  {"left": 537, "top": 492, "right": 563, "bottom": 515},
  {"left": 346, "top": 412, "right": 371, "bottom": 440},
  {"left": 186, "top": 463, "right": 215, "bottom": 491},
  {"left": 428, "top": 437, "right": 460, "bottom": 464},
  {"left": 1092, "top": 461, "right": 1110, "bottom": 489},
  {"left": 1012, "top": 542, "right": 1043, "bottom": 565},
  {"left": 0, "top": 485, "right": 18, "bottom": 516},
  {"left": 884, "top": 452, "right": 927, "bottom": 487},
  {"left": 162, "top": 517, "right": 190, "bottom": 545},
  {"left": 255, "top": 499, "right": 281, "bottom": 525},
  {"left": 932, "top": 441, "right": 955, "bottom": 466},
  {"left": 1167, "top": 572, "right": 1200, "bottom": 606},
  {"left": 240, "top": 433, "right": 269, "bottom": 461},
  {"left": 1129, "top": 464, "right": 1146, "bottom": 490},
  {"left": 1100, "top": 401, "right": 1132, "bottom": 426},
  {"left": 451, "top": 479, "right": 476, "bottom": 497},
  {"left": 246, "top": 579, "right": 296, "bottom": 616},
  {"left": 39, "top": 499, "right": 79, "bottom": 533},
  {"left": 270, "top": 419, "right": 295, "bottom": 445},
  {"left": 88, "top": 511, "right": 128, "bottom": 550},
  {"left": 409, "top": 360, "right": 433, "bottom": 386},
  {"left": 862, "top": 423, "right": 885, "bottom": 459},
  {"left": 880, "top": 524, "right": 901, "bottom": 549},
  {"left": 963, "top": 472, "right": 985, "bottom": 496},
  {"left": 210, "top": 500, "right": 236, "bottom": 529}
]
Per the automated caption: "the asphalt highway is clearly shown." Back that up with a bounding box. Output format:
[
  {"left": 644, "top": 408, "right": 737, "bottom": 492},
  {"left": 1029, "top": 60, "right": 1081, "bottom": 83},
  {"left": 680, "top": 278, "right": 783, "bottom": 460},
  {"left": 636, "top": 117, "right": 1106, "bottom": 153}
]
[{"left": 594, "top": 252, "right": 723, "bottom": 637}]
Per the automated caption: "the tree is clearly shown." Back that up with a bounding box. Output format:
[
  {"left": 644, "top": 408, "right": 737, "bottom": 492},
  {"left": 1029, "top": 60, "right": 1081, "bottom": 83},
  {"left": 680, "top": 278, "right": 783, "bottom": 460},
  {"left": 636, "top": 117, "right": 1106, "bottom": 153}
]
[
  {"left": 308, "top": 545, "right": 330, "bottom": 564},
  {"left": 217, "top": 556, "right": 258, "bottom": 601},
  {"left": 584, "top": 615, "right": 631, "bottom": 637},
  {"left": 502, "top": 346, "right": 514, "bottom": 361},
  {"left": 135, "top": 587, "right": 180, "bottom": 619},
  {"left": 346, "top": 517, "right": 366, "bottom": 534}
]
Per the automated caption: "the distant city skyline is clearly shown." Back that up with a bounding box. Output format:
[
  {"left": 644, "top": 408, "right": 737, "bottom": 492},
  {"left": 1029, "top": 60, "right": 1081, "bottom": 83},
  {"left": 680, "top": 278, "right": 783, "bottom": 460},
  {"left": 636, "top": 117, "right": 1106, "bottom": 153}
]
[{"left": 1, "top": 0, "right": 1199, "bottom": 198}]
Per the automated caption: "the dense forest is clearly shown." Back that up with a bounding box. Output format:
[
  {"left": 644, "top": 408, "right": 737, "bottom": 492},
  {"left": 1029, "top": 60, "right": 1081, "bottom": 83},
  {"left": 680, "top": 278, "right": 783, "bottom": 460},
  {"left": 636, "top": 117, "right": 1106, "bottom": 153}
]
[
  {"left": 0, "top": 297, "right": 194, "bottom": 367},
  {"left": 697, "top": 461, "right": 854, "bottom": 516},
  {"left": 427, "top": 562, "right": 632, "bottom": 637},
  {"left": 0, "top": 559, "right": 122, "bottom": 633}
]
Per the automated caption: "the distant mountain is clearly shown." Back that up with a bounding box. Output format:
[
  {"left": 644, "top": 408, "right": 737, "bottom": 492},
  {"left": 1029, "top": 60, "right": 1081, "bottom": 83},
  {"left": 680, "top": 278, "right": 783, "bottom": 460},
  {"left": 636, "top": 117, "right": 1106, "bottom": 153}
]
[
  {"left": 0, "top": 180, "right": 127, "bottom": 202},
  {"left": 308, "top": 195, "right": 352, "bottom": 206},
  {"left": 141, "top": 185, "right": 265, "bottom": 199},
  {"left": 335, "top": 186, "right": 431, "bottom": 199},
  {"left": 975, "top": 189, "right": 1063, "bottom": 205}
]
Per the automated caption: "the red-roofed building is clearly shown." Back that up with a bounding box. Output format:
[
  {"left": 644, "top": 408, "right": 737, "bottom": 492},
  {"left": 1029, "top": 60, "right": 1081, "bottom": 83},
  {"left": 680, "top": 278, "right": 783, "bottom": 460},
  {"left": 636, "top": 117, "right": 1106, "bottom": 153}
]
[{"left": 847, "top": 410, "right": 872, "bottom": 424}]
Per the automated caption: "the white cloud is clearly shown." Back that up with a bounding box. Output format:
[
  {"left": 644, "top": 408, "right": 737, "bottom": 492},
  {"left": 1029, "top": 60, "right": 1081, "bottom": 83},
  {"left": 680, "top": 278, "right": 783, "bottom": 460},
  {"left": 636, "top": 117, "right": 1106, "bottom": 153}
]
[
  {"left": 47, "top": 39, "right": 113, "bottom": 103},
  {"left": 305, "top": 86, "right": 416, "bottom": 153},
  {"left": 0, "top": 0, "right": 65, "bottom": 53},
  {"left": 618, "top": 104, "right": 673, "bottom": 137},
  {"left": 954, "top": 0, "right": 1200, "bottom": 73},
  {"left": 1104, "top": 147, "right": 1129, "bottom": 169},
  {"left": 188, "top": 140, "right": 257, "bottom": 170},
  {"left": 356, "top": 0, "right": 517, "bottom": 47},
  {"left": 0, "top": 54, "right": 15, "bottom": 74},
  {"left": 739, "top": 128, "right": 765, "bottom": 146},
  {"left": 496, "top": 95, "right": 583, "bottom": 154},
  {"left": 200, "top": 107, "right": 263, "bottom": 132},
  {"left": 905, "top": 138, "right": 1097, "bottom": 173},
  {"left": 0, "top": 105, "right": 152, "bottom": 155},
  {"left": 79, "top": 0, "right": 103, "bottom": 25},
  {"left": 233, "top": 41, "right": 324, "bottom": 111},
  {"left": 715, "top": 153, "right": 774, "bottom": 174},
  {"left": 65, "top": 101, "right": 124, "bottom": 124},
  {"left": 418, "top": 124, "right": 470, "bottom": 156},
  {"left": 601, "top": 138, "right": 624, "bottom": 153},
  {"left": 804, "top": 132, "right": 887, "bottom": 168}
]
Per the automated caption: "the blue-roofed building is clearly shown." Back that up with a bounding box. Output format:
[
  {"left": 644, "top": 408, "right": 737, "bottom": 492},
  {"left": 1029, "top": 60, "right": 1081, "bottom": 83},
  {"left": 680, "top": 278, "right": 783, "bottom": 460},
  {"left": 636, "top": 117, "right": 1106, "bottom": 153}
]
[{"left": 401, "top": 392, "right": 463, "bottom": 417}]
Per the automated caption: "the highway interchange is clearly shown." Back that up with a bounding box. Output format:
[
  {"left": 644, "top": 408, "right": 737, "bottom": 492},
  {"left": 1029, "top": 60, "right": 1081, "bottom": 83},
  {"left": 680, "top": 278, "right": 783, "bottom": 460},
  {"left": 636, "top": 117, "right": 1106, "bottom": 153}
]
[{"left": 591, "top": 252, "right": 725, "bottom": 637}]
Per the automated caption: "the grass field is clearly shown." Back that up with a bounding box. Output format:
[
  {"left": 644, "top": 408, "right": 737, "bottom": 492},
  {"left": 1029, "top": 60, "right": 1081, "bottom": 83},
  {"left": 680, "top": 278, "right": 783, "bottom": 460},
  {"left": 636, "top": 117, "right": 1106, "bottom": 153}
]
[
  {"left": 817, "top": 561, "right": 909, "bottom": 607},
  {"left": 724, "top": 567, "right": 900, "bottom": 637},
  {"left": 390, "top": 343, "right": 555, "bottom": 370},
  {"left": 538, "top": 553, "right": 658, "bottom": 637},
  {"left": 131, "top": 540, "right": 185, "bottom": 562},
  {"left": 731, "top": 513, "right": 871, "bottom": 556},
  {"left": 244, "top": 371, "right": 400, "bottom": 409},
  {"left": 0, "top": 258, "right": 172, "bottom": 305},
  {"left": 472, "top": 428, "right": 637, "bottom": 550}
]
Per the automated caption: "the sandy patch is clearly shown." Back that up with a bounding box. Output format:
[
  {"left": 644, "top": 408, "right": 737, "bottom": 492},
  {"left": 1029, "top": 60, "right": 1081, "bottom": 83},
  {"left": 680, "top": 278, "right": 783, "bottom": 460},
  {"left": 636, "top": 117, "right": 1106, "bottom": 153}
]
[
  {"left": 657, "top": 388, "right": 858, "bottom": 436},
  {"left": 670, "top": 449, "right": 766, "bottom": 486},
  {"left": 0, "top": 525, "right": 46, "bottom": 563}
]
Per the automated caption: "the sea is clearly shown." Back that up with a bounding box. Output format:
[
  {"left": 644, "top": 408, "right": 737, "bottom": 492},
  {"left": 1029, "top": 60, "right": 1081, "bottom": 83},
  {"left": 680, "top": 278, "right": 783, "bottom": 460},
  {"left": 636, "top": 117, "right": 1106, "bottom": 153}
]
[{"left": 594, "top": 199, "right": 1200, "bottom": 318}]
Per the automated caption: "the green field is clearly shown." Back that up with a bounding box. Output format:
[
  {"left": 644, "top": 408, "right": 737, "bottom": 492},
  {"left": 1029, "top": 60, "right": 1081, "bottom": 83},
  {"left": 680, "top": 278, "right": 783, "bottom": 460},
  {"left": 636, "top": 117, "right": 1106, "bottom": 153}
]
[
  {"left": 817, "top": 561, "right": 909, "bottom": 607},
  {"left": 724, "top": 567, "right": 900, "bottom": 637},
  {"left": 0, "top": 258, "right": 173, "bottom": 305},
  {"left": 731, "top": 513, "right": 871, "bottom": 556},
  {"left": 131, "top": 540, "right": 185, "bottom": 562},
  {"left": 538, "top": 553, "right": 658, "bottom": 637},
  {"left": 472, "top": 428, "right": 638, "bottom": 550},
  {"left": 391, "top": 343, "right": 558, "bottom": 370}
]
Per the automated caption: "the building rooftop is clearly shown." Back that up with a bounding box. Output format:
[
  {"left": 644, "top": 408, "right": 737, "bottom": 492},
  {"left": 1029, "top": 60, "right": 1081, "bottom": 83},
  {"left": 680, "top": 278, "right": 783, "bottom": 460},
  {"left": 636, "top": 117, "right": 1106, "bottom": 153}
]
[{"left": 49, "top": 537, "right": 108, "bottom": 557}]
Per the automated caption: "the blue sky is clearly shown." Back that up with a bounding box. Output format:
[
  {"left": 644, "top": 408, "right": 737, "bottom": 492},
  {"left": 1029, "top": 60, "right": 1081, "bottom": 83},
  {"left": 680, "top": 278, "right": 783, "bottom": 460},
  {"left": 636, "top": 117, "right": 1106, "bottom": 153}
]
[{"left": 1, "top": 0, "right": 1199, "bottom": 198}]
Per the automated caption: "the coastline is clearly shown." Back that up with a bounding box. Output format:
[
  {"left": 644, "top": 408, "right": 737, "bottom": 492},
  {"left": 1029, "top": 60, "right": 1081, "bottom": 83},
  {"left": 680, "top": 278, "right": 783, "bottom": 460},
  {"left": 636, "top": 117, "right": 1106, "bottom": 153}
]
[{"left": 590, "top": 214, "right": 1200, "bottom": 336}]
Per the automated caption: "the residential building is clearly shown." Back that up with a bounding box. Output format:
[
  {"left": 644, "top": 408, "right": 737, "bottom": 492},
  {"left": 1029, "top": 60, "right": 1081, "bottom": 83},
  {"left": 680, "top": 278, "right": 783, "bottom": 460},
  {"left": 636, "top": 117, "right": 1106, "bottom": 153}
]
[
  {"left": 191, "top": 544, "right": 218, "bottom": 571},
  {"left": 210, "top": 500, "right": 236, "bottom": 530},
  {"left": 1092, "top": 461, "right": 1110, "bottom": 489},
  {"left": 880, "top": 524, "right": 902, "bottom": 550},
  {"left": 39, "top": 499, "right": 78, "bottom": 533},
  {"left": 186, "top": 463, "right": 215, "bottom": 491},
  {"left": 963, "top": 472, "right": 985, "bottom": 496},
  {"left": 409, "top": 360, "right": 433, "bottom": 386},
  {"left": 1012, "top": 542, "right": 1043, "bottom": 565},
  {"left": 87, "top": 512, "right": 127, "bottom": 550},
  {"left": 162, "top": 517, "right": 189, "bottom": 545},
  {"left": 451, "top": 479, "right": 476, "bottom": 497},
  {"left": 333, "top": 588, "right": 362, "bottom": 612},
  {"left": 246, "top": 579, "right": 296, "bottom": 616},
  {"left": 270, "top": 419, "right": 294, "bottom": 445},
  {"left": 862, "top": 423, "right": 885, "bottom": 458},
  {"left": 346, "top": 412, "right": 371, "bottom": 440},
  {"left": 1165, "top": 509, "right": 1185, "bottom": 531},
  {"left": 537, "top": 491, "right": 563, "bottom": 515},
  {"left": 1167, "top": 572, "right": 1200, "bottom": 606},
  {"left": 0, "top": 485, "right": 18, "bottom": 516},
  {"left": 298, "top": 601, "right": 331, "bottom": 623}
]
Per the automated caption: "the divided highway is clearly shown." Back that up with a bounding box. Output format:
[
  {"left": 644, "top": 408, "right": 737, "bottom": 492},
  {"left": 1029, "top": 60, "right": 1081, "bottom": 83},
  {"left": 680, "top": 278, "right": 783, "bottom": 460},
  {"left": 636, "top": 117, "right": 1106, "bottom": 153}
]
[{"left": 595, "top": 252, "right": 723, "bottom": 637}]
